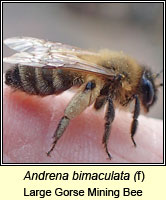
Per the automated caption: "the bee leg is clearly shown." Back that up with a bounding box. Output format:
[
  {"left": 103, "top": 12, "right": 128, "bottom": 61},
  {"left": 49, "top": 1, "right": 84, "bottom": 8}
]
[
  {"left": 103, "top": 97, "right": 115, "bottom": 160},
  {"left": 94, "top": 95, "right": 107, "bottom": 110},
  {"left": 47, "top": 79, "right": 103, "bottom": 156},
  {"left": 47, "top": 116, "right": 70, "bottom": 156},
  {"left": 131, "top": 95, "right": 140, "bottom": 147}
]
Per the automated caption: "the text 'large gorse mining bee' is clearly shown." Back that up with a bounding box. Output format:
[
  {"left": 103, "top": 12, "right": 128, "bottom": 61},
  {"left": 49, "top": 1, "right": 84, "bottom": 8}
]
[{"left": 4, "top": 37, "right": 162, "bottom": 159}]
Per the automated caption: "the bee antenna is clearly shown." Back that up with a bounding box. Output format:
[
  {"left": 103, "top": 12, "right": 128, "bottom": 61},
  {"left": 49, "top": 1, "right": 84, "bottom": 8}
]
[{"left": 153, "top": 69, "right": 163, "bottom": 79}]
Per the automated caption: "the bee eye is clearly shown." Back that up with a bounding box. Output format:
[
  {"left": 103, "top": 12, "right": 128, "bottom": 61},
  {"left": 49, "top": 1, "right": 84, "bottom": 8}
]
[{"left": 142, "top": 76, "right": 154, "bottom": 106}]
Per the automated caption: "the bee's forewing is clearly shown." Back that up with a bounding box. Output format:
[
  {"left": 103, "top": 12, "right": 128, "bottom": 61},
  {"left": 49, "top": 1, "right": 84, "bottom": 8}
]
[
  {"left": 4, "top": 37, "right": 81, "bottom": 53},
  {"left": 4, "top": 37, "right": 115, "bottom": 77}
]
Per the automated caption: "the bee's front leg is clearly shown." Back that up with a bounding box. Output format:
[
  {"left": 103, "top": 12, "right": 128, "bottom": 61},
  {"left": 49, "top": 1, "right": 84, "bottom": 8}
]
[
  {"left": 131, "top": 95, "right": 140, "bottom": 146},
  {"left": 47, "top": 77, "right": 104, "bottom": 156}
]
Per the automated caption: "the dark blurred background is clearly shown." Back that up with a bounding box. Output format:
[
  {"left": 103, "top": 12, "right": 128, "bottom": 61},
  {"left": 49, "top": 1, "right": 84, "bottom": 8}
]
[{"left": 3, "top": 3, "right": 163, "bottom": 119}]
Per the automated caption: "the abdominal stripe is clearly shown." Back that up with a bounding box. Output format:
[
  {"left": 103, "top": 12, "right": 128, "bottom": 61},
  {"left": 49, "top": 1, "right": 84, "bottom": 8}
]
[{"left": 19, "top": 66, "right": 38, "bottom": 95}]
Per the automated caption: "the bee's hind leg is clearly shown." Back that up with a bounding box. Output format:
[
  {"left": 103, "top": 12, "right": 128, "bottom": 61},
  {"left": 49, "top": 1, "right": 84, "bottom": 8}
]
[
  {"left": 47, "top": 78, "right": 104, "bottom": 156},
  {"left": 103, "top": 97, "right": 115, "bottom": 160},
  {"left": 47, "top": 116, "right": 70, "bottom": 156}
]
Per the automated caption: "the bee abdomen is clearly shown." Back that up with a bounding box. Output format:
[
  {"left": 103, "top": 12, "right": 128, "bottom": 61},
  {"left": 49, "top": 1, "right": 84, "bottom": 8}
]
[
  {"left": 35, "top": 67, "right": 55, "bottom": 95},
  {"left": 5, "top": 65, "right": 23, "bottom": 90},
  {"left": 52, "top": 69, "right": 76, "bottom": 94},
  {"left": 19, "top": 66, "right": 39, "bottom": 95},
  {"left": 5, "top": 65, "right": 84, "bottom": 96},
  {"left": 5, "top": 65, "right": 54, "bottom": 95}
]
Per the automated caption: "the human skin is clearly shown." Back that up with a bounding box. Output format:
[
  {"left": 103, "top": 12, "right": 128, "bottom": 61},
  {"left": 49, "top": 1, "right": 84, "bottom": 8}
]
[{"left": 3, "top": 84, "right": 163, "bottom": 163}]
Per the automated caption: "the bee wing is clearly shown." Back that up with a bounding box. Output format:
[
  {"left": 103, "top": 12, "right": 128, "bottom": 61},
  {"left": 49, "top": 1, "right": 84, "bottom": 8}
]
[
  {"left": 3, "top": 37, "right": 82, "bottom": 53},
  {"left": 3, "top": 37, "right": 115, "bottom": 77}
]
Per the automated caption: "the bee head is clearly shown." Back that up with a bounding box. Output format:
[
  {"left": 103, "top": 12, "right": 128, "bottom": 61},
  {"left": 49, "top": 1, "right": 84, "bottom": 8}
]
[{"left": 139, "top": 69, "right": 158, "bottom": 112}]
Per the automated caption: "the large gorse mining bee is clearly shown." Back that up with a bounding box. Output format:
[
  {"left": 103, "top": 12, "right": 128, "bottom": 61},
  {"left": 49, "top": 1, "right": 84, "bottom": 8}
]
[{"left": 3, "top": 37, "right": 162, "bottom": 159}]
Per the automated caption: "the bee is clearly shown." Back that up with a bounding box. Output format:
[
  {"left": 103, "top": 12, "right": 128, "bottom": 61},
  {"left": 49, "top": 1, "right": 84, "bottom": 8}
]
[{"left": 3, "top": 37, "right": 162, "bottom": 159}]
